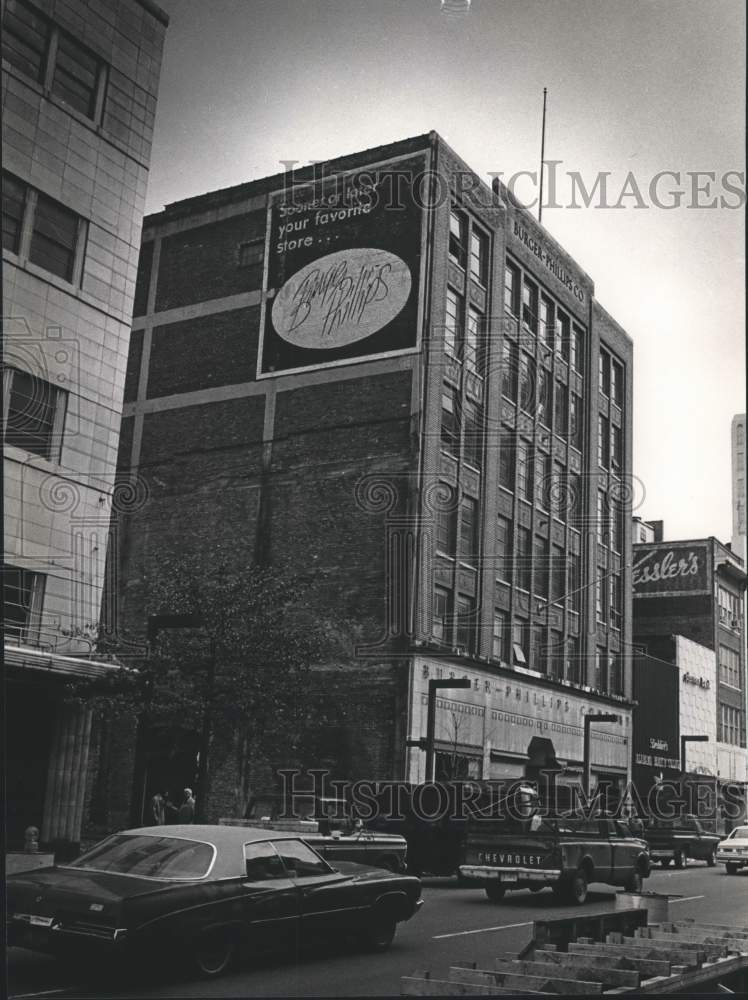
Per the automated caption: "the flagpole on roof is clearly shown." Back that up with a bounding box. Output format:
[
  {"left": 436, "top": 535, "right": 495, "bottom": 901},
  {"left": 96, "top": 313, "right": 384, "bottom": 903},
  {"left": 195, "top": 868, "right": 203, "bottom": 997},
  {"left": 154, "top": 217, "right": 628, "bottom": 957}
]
[{"left": 538, "top": 87, "right": 548, "bottom": 225}]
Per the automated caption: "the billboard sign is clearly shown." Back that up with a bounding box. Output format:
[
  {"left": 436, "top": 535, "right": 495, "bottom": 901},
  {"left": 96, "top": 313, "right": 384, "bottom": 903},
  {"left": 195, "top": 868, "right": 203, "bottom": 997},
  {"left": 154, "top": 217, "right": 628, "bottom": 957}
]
[
  {"left": 633, "top": 655, "right": 680, "bottom": 779},
  {"left": 632, "top": 543, "right": 709, "bottom": 596},
  {"left": 258, "top": 153, "right": 426, "bottom": 377}
]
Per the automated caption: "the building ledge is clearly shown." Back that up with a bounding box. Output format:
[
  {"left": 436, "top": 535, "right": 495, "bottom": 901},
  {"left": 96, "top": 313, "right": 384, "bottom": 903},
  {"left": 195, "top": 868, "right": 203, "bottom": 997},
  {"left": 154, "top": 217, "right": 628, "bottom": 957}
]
[{"left": 4, "top": 643, "right": 129, "bottom": 680}]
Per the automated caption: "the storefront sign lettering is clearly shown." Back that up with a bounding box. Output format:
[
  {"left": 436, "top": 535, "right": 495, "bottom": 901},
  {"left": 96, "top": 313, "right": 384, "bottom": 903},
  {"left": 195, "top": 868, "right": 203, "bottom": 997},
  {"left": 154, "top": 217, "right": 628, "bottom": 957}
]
[
  {"left": 632, "top": 544, "right": 708, "bottom": 595},
  {"left": 682, "top": 672, "right": 711, "bottom": 690},
  {"left": 512, "top": 222, "right": 585, "bottom": 302}
]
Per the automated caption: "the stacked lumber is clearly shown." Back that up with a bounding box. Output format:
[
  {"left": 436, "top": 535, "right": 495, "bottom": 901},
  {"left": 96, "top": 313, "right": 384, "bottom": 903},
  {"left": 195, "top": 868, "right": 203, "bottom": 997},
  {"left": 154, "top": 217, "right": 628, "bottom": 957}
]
[{"left": 401, "top": 920, "right": 748, "bottom": 995}]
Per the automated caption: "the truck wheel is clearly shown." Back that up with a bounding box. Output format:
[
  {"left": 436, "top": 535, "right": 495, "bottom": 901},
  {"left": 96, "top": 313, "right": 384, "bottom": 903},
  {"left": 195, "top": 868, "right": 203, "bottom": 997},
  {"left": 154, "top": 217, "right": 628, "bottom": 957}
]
[
  {"left": 660, "top": 857, "right": 671, "bottom": 867},
  {"left": 673, "top": 848, "right": 686, "bottom": 869},
  {"left": 726, "top": 863, "right": 739, "bottom": 875},
  {"left": 625, "top": 871, "right": 643, "bottom": 893},
  {"left": 566, "top": 869, "right": 589, "bottom": 905},
  {"left": 485, "top": 883, "right": 506, "bottom": 902},
  {"left": 707, "top": 847, "right": 717, "bottom": 868}
]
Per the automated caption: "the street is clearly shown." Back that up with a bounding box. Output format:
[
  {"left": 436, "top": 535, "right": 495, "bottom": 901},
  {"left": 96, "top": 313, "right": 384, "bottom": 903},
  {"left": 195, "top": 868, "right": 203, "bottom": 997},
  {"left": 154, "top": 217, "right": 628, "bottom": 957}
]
[{"left": 8, "top": 863, "right": 747, "bottom": 999}]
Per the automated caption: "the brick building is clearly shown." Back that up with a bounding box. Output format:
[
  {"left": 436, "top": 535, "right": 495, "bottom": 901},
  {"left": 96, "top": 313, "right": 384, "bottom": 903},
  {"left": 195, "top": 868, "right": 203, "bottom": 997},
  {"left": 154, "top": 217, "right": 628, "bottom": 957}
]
[
  {"left": 114, "top": 132, "right": 636, "bottom": 821},
  {"left": 3, "top": 0, "right": 168, "bottom": 856}
]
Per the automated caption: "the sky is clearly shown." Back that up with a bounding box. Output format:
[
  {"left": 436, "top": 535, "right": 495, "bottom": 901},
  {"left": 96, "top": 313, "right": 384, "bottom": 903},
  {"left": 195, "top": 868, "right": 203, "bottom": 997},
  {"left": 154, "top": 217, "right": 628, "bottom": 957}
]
[{"left": 147, "top": 0, "right": 745, "bottom": 545}]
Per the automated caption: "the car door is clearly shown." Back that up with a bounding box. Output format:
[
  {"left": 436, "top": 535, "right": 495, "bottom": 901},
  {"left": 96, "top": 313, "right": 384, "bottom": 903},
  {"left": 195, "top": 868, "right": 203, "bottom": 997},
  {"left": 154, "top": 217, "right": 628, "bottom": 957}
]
[
  {"left": 592, "top": 819, "right": 614, "bottom": 883},
  {"left": 240, "top": 840, "right": 300, "bottom": 951},
  {"left": 273, "top": 838, "right": 365, "bottom": 942},
  {"left": 610, "top": 820, "right": 639, "bottom": 880}
]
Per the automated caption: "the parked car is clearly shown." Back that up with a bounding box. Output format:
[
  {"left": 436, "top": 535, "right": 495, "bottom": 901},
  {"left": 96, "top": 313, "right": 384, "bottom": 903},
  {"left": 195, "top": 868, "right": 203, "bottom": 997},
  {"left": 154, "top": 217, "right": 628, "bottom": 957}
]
[
  {"left": 240, "top": 794, "right": 409, "bottom": 873},
  {"left": 643, "top": 815, "right": 721, "bottom": 868},
  {"left": 716, "top": 824, "right": 748, "bottom": 874},
  {"left": 460, "top": 790, "right": 651, "bottom": 905},
  {"left": 7, "top": 824, "right": 423, "bottom": 978}
]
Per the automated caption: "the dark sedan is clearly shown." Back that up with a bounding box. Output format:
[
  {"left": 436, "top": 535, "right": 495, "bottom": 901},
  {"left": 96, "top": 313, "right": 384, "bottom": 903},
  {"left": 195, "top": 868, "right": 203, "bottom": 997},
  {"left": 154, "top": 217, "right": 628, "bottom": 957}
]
[{"left": 7, "top": 824, "right": 423, "bottom": 978}]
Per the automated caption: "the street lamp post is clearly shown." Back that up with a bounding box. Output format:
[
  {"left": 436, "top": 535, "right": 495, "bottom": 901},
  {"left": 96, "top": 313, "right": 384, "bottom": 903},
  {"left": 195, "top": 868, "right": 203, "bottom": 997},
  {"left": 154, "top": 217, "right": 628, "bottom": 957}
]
[
  {"left": 406, "top": 678, "right": 472, "bottom": 782},
  {"left": 583, "top": 712, "right": 620, "bottom": 798}
]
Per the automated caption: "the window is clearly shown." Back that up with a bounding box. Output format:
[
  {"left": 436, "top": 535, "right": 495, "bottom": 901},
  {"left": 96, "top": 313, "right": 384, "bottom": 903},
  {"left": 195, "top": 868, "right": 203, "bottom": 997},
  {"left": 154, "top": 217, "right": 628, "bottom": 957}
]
[
  {"left": 611, "top": 359, "right": 624, "bottom": 407},
  {"left": 719, "top": 645, "right": 741, "bottom": 689},
  {"left": 3, "top": 565, "right": 46, "bottom": 644},
  {"left": 3, "top": 366, "right": 67, "bottom": 461},
  {"left": 495, "top": 516, "right": 512, "bottom": 582},
  {"left": 611, "top": 498, "right": 623, "bottom": 553},
  {"left": 504, "top": 261, "right": 520, "bottom": 316},
  {"left": 519, "top": 354, "right": 535, "bottom": 412},
  {"left": 568, "top": 552, "right": 581, "bottom": 612},
  {"left": 534, "top": 535, "right": 549, "bottom": 600},
  {"left": 2, "top": 173, "right": 26, "bottom": 252},
  {"left": 462, "top": 400, "right": 483, "bottom": 469},
  {"left": 501, "top": 340, "right": 518, "bottom": 402},
  {"left": 566, "top": 636, "right": 581, "bottom": 683},
  {"left": 433, "top": 586, "right": 451, "bottom": 643},
  {"left": 551, "top": 544, "right": 565, "bottom": 604},
  {"left": 274, "top": 839, "right": 331, "bottom": 877},
  {"left": 536, "top": 367, "right": 551, "bottom": 426},
  {"left": 571, "top": 325, "right": 585, "bottom": 373},
  {"left": 594, "top": 646, "right": 607, "bottom": 690},
  {"left": 2, "top": 0, "right": 105, "bottom": 122},
  {"left": 556, "top": 309, "right": 570, "bottom": 361},
  {"left": 718, "top": 586, "right": 742, "bottom": 629},
  {"left": 597, "top": 491, "right": 610, "bottom": 546},
  {"left": 535, "top": 451, "right": 551, "bottom": 509},
  {"left": 441, "top": 386, "right": 459, "bottom": 456},
  {"left": 449, "top": 209, "right": 467, "bottom": 268},
  {"left": 596, "top": 577, "right": 607, "bottom": 623},
  {"left": 466, "top": 306, "right": 483, "bottom": 373},
  {"left": 2, "top": 172, "right": 84, "bottom": 283},
  {"left": 244, "top": 842, "right": 285, "bottom": 881},
  {"left": 531, "top": 626, "right": 546, "bottom": 673},
  {"left": 611, "top": 424, "right": 622, "bottom": 472},
  {"left": 444, "top": 289, "right": 464, "bottom": 360},
  {"left": 598, "top": 415, "right": 610, "bottom": 468},
  {"left": 719, "top": 704, "right": 745, "bottom": 747},
  {"left": 609, "top": 654, "right": 623, "bottom": 695},
  {"left": 539, "top": 295, "right": 554, "bottom": 346},
  {"left": 599, "top": 351, "right": 611, "bottom": 397},
  {"left": 554, "top": 381, "right": 568, "bottom": 438},
  {"left": 517, "top": 440, "right": 534, "bottom": 500},
  {"left": 549, "top": 630, "right": 564, "bottom": 679},
  {"left": 610, "top": 574, "right": 622, "bottom": 630},
  {"left": 435, "top": 492, "right": 457, "bottom": 556},
  {"left": 492, "top": 609, "right": 508, "bottom": 660},
  {"left": 498, "top": 433, "right": 515, "bottom": 490},
  {"left": 569, "top": 392, "right": 583, "bottom": 450},
  {"left": 568, "top": 472, "right": 582, "bottom": 529},
  {"left": 522, "top": 277, "right": 538, "bottom": 333},
  {"left": 459, "top": 497, "right": 479, "bottom": 563},
  {"left": 470, "top": 228, "right": 489, "bottom": 285},
  {"left": 551, "top": 461, "right": 566, "bottom": 520},
  {"left": 516, "top": 527, "right": 531, "bottom": 590},
  {"left": 512, "top": 621, "right": 529, "bottom": 665},
  {"left": 455, "top": 596, "right": 475, "bottom": 650}
]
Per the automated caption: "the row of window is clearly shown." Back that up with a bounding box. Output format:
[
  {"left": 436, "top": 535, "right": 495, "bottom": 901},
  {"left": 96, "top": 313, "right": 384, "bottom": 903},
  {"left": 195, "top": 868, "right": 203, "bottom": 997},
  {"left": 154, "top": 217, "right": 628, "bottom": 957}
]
[
  {"left": 599, "top": 349, "right": 625, "bottom": 407},
  {"left": 449, "top": 209, "right": 489, "bottom": 286},
  {"left": 500, "top": 341, "right": 584, "bottom": 447},
  {"left": 3, "top": 366, "right": 67, "bottom": 462},
  {"left": 719, "top": 703, "right": 746, "bottom": 748},
  {"left": 718, "top": 586, "right": 742, "bottom": 630},
  {"left": 3, "top": 171, "right": 84, "bottom": 284},
  {"left": 504, "top": 260, "right": 585, "bottom": 372},
  {"left": 598, "top": 414, "right": 623, "bottom": 471},
  {"left": 596, "top": 573, "right": 623, "bottom": 630},
  {"left": 3, "top": 0, "right": 106, "bottom": 121},
  {"left": 719, "top": 644, "right": 742, "bottom": 689}
]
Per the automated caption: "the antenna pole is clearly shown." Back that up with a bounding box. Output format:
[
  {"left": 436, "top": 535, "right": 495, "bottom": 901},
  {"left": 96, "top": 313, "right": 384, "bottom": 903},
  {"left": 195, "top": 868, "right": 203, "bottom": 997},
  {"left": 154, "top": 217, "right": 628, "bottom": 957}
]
[{"left": 538, "top": 87, "right": 547, "bottom": 224}]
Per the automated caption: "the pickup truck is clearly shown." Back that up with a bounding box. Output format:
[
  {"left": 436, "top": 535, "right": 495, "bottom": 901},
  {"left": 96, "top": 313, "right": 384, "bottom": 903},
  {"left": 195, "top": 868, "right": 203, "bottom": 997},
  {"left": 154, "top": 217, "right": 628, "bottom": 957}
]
[
  {"left": 643, "top": 815, "right": 721, "bottom": 868},
  {"left": 460, "top": 815, "right": 651, "bottom": 904}
]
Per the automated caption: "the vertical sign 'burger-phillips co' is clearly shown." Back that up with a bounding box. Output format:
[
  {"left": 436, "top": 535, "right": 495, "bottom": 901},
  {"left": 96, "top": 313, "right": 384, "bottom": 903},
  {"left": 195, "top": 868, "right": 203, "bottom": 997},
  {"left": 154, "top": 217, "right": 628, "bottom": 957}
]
[{"left": 258, "top": 154, "right": 426, "bottom": 376}]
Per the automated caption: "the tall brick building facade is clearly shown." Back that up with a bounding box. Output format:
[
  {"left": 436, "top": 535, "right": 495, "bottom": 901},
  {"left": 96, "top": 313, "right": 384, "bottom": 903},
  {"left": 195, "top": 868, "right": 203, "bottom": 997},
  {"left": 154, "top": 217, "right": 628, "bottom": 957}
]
[{"left": 115, "top": 133, "right": 636, "bottom": 821}]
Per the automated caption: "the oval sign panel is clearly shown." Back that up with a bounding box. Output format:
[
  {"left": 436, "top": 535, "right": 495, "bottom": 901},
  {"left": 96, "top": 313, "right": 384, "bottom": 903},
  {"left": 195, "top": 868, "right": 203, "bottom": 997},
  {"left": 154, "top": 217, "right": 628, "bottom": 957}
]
[{"left": 271, "top": 247, "right": 412, "bottom": 350}]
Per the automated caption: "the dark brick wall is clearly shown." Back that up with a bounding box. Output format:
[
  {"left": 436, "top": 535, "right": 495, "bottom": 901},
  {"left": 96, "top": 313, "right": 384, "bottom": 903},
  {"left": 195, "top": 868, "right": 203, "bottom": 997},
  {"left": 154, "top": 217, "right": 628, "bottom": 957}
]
[
  {"left": 146, "top": 307, "right": 260, "bottom": 398},
  {"left": 82, "top": 709, "right": 139, "bottom": 847},
  {"left": 139, "top": 396, "right": 265, "bottom": 465},
  {"left": 154, "top": 211, "right": 266, "bottom": 311},
  {"left": 634, "top": 594, "right": 715, "bottom": 650}
]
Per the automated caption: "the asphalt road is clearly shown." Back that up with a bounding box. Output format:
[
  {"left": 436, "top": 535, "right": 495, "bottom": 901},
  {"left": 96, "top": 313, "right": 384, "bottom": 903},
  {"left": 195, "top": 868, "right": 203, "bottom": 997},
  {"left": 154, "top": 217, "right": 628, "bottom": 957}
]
[{"left": 8, "top": 862, "right": 747, "bottom": 999}]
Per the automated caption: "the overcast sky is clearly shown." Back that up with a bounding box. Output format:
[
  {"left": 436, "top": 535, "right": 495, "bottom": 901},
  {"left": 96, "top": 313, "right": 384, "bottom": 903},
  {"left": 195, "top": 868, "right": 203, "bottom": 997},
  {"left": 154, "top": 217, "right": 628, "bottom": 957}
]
[{"left": 147, "top": 0, "right": 745, "bottom": 545}]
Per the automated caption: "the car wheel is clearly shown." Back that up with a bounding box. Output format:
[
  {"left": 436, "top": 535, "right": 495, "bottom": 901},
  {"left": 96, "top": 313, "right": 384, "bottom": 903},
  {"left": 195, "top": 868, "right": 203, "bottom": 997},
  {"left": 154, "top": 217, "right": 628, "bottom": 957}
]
[
  {"left": 566, "top": 869, "right": 589, "bottom": 905},
  {"left": 707, "top": 847, "right": 717, "bottom": 868},
  {"left": 362, "top": 913, "right": 397, "bottom": 952},
  {"left": 192, "top": 927, "right": 236, "bottom": 978},
  {"left": 625, "top": 870, "right": 643, "bottom": 893},
  {"left": 660, "top": 857, "right": 672, "bottom": 867},
  {"left": 673, "top": 848, "right": 686, "bottom": 869},
  {"left": 726, "top": 863, "right": 739, "bottom": 875},
  {"left": 485, "top": 882, "right": 506, "bottom": 902}
]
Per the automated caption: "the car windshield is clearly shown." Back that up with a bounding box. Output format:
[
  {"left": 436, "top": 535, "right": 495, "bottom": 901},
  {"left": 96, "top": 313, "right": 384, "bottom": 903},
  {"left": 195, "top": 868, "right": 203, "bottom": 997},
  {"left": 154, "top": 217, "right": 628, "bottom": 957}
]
[
  {"left": 67, "top": 835, "right": 215, "bottom": 879},
  {"left": 729, "top": 826, "right": 748, "bottom": 839}
]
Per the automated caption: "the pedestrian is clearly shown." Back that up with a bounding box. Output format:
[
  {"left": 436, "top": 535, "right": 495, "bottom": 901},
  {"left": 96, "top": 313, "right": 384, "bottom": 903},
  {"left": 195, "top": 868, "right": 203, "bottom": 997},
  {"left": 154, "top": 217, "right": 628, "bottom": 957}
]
[
  {"left": 150, "top": 789, "right": 167, "bottom": 825},
  {"left": 178, "top": 787, "right": 195, "bottom": 823}
]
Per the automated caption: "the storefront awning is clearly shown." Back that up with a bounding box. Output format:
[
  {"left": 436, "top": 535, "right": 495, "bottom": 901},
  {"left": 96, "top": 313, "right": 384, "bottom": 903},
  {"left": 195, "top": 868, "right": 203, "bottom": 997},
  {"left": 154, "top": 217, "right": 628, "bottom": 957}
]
[{"left": 4, "top": 643, "right": 130, "bottom": 680}]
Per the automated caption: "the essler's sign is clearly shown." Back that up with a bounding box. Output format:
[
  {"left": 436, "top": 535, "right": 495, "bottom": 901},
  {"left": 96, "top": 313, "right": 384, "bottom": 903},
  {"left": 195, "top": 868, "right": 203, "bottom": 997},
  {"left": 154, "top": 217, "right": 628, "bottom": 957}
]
[
  {"left": 632, "top": 545, "right": 708, "bottom": 595},
  {"left": 259, "top": 153, "right": 425, "bottom": 376}
]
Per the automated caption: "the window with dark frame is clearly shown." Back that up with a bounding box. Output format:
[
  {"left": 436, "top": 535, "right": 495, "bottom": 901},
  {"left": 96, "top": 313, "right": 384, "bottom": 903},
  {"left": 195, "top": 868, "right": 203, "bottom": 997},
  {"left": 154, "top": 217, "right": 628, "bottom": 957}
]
[
  {"left": 449, "top": 209, "right": 467, "bottom": 269},
  {"left": 495, "top": 515, "right": 512, "bottom": 582},
  {"left": 441, "top": 385, "right": 459, "bottom": 456},
  {"left": 610, "top": 573, "right": 622, "bottom": 630},
  {"left": 536, "top": 366, "right": 551, "bottom": 426},
  {"left": 498, "top": 433, "right": 515, "bottom": 490},
  {"left": 569, "top": 552, "right": 581, "bottom": 612},
  {"left": 556, "top": 309, "right": 570, "bottom": 361},
  {"left": 3, "top": 366, "right": 67, "bottom": 461},
  {"left": 611, "top": 358, "right": 624, "bottom": 406},
  {"left": 432, "top": 585, "right": 451, "bottom": 643},
  {"left": 598, "top": 414, "right": 610, "bottom": 468},
  {"left": 462, "top": 399, "right": 483, "bottom": 469},
  {"left": 597, "top": 490, "right": 610, "bottom": 545},
  {"left": 501, "top": 340, "right": 518, "bottom": 402},
  {"left": 512, "top": 621, "right": 529, "bottom": 665},
  {"left": 459, "top": 496, "right": 479, "bottom": 564},
  {"left": 531, "top": 625, "right": 546, "bottom": 674},
  {"left": 567, "top": 635, "right": 580, "bottom": 683},
  {"left": 596, "top": 577, "right": 607, "bottom": 623},
  {"left": 435, "top": 492, "right": 457, "bottom": 556},
  {"left": 466, "top": 305, "right": 483, "bottom": 374},
  {"left": 492, "top": 609, "right": 508, "bottom": 660},
  {"left": 504, "top": 261, "right": 520, "bottom": 316},
  {"left": 599, "top": 351, "right": 611, "bottom": 397},
  {"left": 551, "top": 543, "right": 565, "bottom": 605},
  {"left": 539, "top": 295, "right": 554, "bottom": 347},
  {"left": 569, "top": 391, "right": 583, "bottom": 450},
  {"left": 522, "top": 276, "right": 538, "bottom": 332},
  {"left": 2, "top": 173, "right": 26, "bottom": 252},
  {"left": 519, "top": 353, "right": 535, "bottom": 412},
  {"left": 3, "top": 564, "right": 46, "bottom": 644},
  {"left": 611, "top": 424, "right": 622, "bottom": 472},
  {"left": 533, "top": 535, "right": 549, "bottom": 600},
  {"left": 535, "top": 450, "right": 551, "bottom": 509},
  {"left": 470, "top": 228, "right": 488, "bottom": 286},
  {"left": 455, "top": 595, "right": 475, "bottom": 651},
  {"left": 52, "top": 29, "right": 100, "bottom": 118},
  {"left": 571, "top": 325, "right": 585, "bottom": 373},
  {"left": 516, "top": 439, "right": 534, "bottom": 501},
  {"left": 516, "top": 526, "right": 531, "bottom": 590},
  {"left": 2, "top": 0, "right": 50, "bottom": 83},
  {"left": 445, "top": 287, "right": 464, "bottom": 360},
  {"left": 554, "top": 380, "right": 568, "bottom": 438}
]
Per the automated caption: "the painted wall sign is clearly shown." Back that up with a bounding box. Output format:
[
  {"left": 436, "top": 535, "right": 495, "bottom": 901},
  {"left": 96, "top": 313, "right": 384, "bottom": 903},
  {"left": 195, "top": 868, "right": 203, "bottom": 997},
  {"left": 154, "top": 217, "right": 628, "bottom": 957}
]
[
  {"left": 259, "top": 153, "right": 425, "bottom": 376},
  {"left": 271, "top": 248, "right": 412, "bottom": 349},
  {"left": 511, "top": 221, "right": 586, "bottom": 303},
  {"left": 632, "top": 544, "right": 709, "bottom": 595},
  {"left": 632, "top": 653, "right": 681, "bottom": 781}
]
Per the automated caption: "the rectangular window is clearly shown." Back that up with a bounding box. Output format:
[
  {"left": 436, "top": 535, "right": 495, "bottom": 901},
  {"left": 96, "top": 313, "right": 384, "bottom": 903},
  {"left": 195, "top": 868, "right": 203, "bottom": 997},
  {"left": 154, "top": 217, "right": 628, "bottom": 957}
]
[
  {"left": 516, "top": 527, "right": 531, "bottom": 590},
  {"left": 551, "top": 461, "right": 566, "bottom": 520},
  {"left": 466, "top": 306, "right": 483, "bottom": 373},
  {"left": 568, "top": 472, "right": 582, "bottom": 530},
  {"left": 571, "top": 325, "right": 585, "bottom": 373},
  {"left": 595, "top": 646, "right": 607, "bottom": 690},
  {"left": 551, "top": 544, "right": 565, "bottom": 604},
  {"left": 462, "top": 400, "right": 483, "bottom": 469},
  {"left": 52, "top": 30, "right": 100, "bottom": 118},
  {"left": 596, "top": 577, "right": 607, "bottom": 622},
  {"left": 435, "top": 492, "right": 457, "bottom": 556},
  {"left": 498, "top": 433, "right": 515, "bottom": 490},
  {"left": 611, "top": 359, "right": 624, "bottom": 407},
  {"left": 449, "top": 209, "right": 467, "bottom": 268},
  {"left": 610, "top": 498, "right": 623, "bottom": 553},
  {"left": 519, "top": 353, "right": 535, "bottom": 412},
  {"left": 470, "top": 228, "right": 489, "bottom": 285},
  {"left": 30, "top": 191, "right": 80, "bottom": 282},
  {"left": 554, "top": 381, "right": 568, "bottom": 437},
  {"left": 3, "top": 366, "right": 67, "bottom": 461},
  {"left": 599, "top": 351, "right": 611, "bottom": 397},
  {"left": 492, "top": 609, "right": 508, "bottom": 660},
  {"left": 719, "top": 704, "right": 746, "bottom": 747},
  {"left": 539, "top": 295, "right": 554, "bottom": 346},
  {"left": 501, "top": 340, "right": 517, "bottom": 402},
  {"left": 567, "top": 636, "right": 580, "bottom": 683},
  {"left": 536, "top": 367, "right": 551, "bottom": 426},
  {"left": 3, "top": 565, "right": 46, "bottom": 644},
  {"left": 522, "top": 277, "right": 538, "bottom": 333},
  {"left": 512, "top": 621, "right": 529, "bottom": 665},
  {"left": 2, "top": 0, "right": 50, "bottom": 83},
  {"left": 597, "top": 491, "right": 610, "bottom": 546},
  {"left": 611, "top": 424, "right": 622, "bottom": 472},
  {"left": 610, "top": 574, "right": 622, "bottom": 630},
  {"left": 556, "top": 309, "right": 570, "bottom": 361},
  {"left": 598, "top": 415, "right": 610, "bottom": 468},
  {"left": 441, "top": 386, "right": 459, "bottom": 456},
  {"left": 569, "top": 552, "right": 581, "bottom": 612},
  {"left": 535, "top": 451, "right": 551, "bottom": 509},
  {"left": 534, "top": 535, "right": 549, "bottom": 600},
  {"left": 719, "top": 645, "right": 741, "bottom": 689},
  {"left": 504, "top": 261, "right": 520, "bottom": 316},
  {"left": 444, "top": 288, "right": 464, "bottom": 360},
  {"left": 2, "top": 172, "right": 27, "bottom": 253},
  {"left": 549, "top": 629, "right": 564, "bottom": 679},
  {"left": 570, "top": 392, "right": 583, "bottom": 450},
  {"left": 459, "top": 497, "right": 479, "bottom": 563},
  {"left": 432, "top": 586, "right": 451, "bottom": 643},
  {"left": 455, "top": 595, "right": 475, "bottom": 651},
  {"left": 517, "top": 439, "right": 534, "bottom": 501},
  {"left": 495, "top": 516, "right": 512, "bottom": 582},
  {"left": 532, "top": 625, "right": 546, "bottom": 674},
  {"left": 609, "top": 654, "right": 623, "bottom": 695}
]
